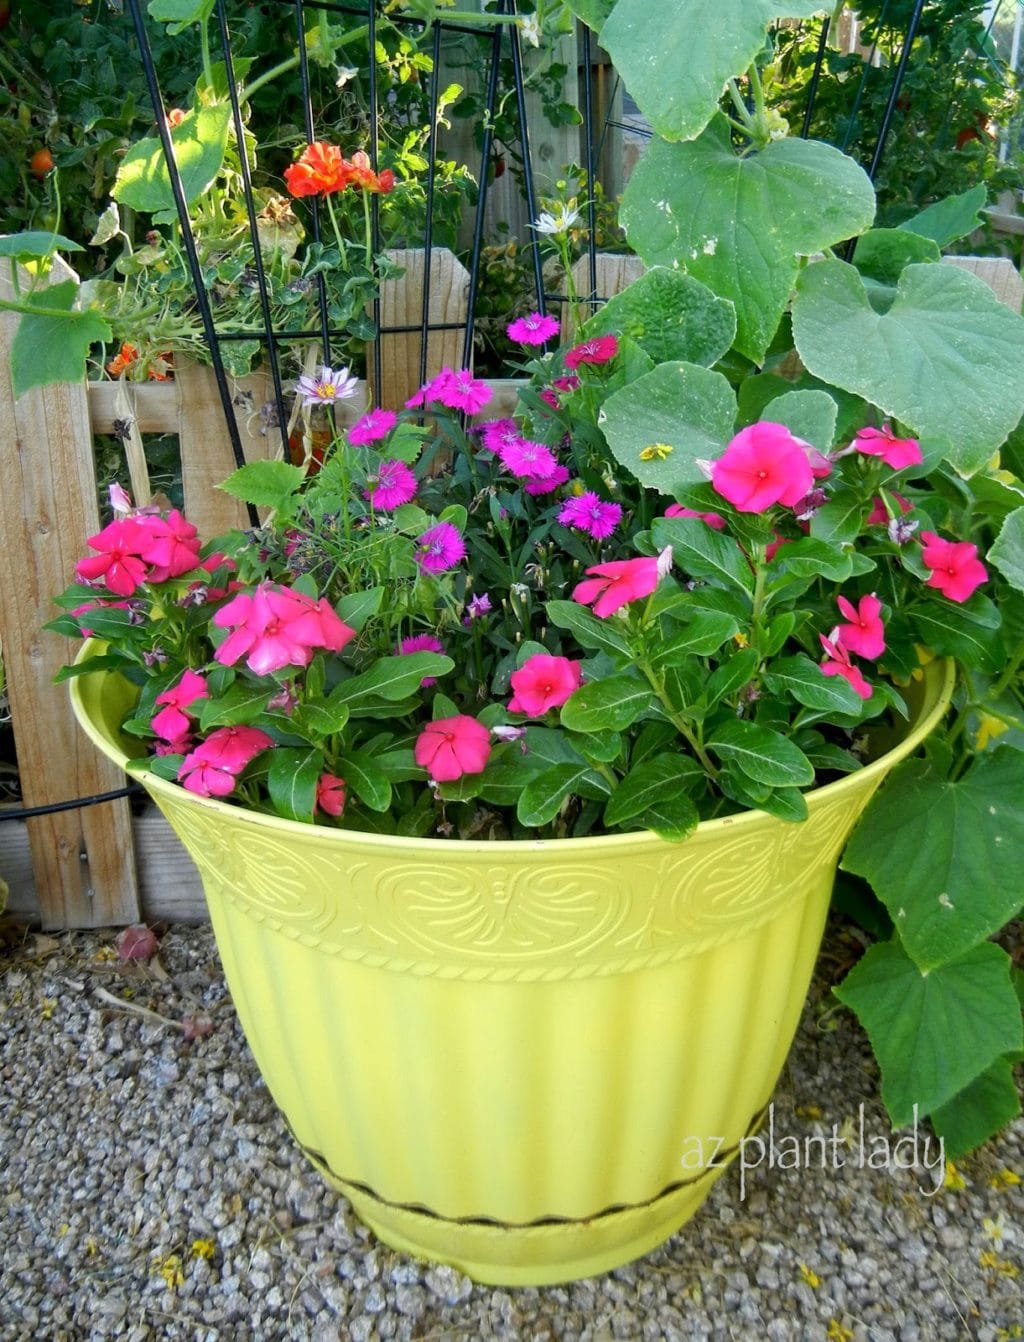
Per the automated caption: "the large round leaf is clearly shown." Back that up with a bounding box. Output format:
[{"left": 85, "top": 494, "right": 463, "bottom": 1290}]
[
  {"left": 582, "top": 268, "right": 736, "bottom": 368},
  {"left": 598, "top": 361, "right": 737, "bottom": 494},
  {"left": 622, "top": 119, "right": 876, "bottom": 362},
  {"left": 792, "top": 258, "right": 1024, "bottom": 475},
  {"left": 600, "top": 0, "right": 826, "bottom": 143}
]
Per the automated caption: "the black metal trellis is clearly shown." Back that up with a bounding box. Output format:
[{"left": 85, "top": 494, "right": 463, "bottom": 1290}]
[{"left": 119, "top": 0, "right": 571, "bottom": 478}]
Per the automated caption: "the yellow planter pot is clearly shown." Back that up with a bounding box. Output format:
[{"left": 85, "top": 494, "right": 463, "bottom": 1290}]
[{"left": 70, "top": 652, "right": 952, "bottom": 1286}]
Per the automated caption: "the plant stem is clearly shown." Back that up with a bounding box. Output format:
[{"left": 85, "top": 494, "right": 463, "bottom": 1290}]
[{"left": 636, "top": 658, "right": 719, "bottom": 781}]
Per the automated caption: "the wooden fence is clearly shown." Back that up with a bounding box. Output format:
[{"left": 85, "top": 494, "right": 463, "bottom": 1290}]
[{"left": 0, "top": 247, "right": 644, "bottom": 929}]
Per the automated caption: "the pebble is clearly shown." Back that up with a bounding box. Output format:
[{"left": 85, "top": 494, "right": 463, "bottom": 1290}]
[{"left": 1, "top": 925, "right": 1022, "bottom": 1341}]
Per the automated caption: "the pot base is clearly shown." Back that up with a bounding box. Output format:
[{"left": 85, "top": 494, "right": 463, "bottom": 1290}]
[{"left": 299, "top": 1114, "right": 761, "bottom": 1286}]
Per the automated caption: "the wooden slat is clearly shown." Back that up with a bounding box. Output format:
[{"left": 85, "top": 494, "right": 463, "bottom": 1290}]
[
  {"left": 0, "top": 258, "right": 139, "bottom": 929},
  {"left": 375, "top": 248, "right": 470, "bottom": 409},
  {"left": 942, "top": 255, "right": 1024, "bottom": 312},
  {"left": 176, "top": 360, "right": 278, "bottom": 538},
  {"left": 563, "top": 253, "right": 645, "bottom": 335},
  {"left": 88, "top": 379, "right": 180, "bottom": 435}
]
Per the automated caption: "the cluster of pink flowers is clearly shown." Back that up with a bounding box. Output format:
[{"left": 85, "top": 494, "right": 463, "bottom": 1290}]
[
  {"left": 76, "top": 510, "right": 203, "bottom": 596},
  {"left": 406, "top": 366, "right": 492, "bottom": 416},
  {"left": 213, "top": 583, "right": 356, "bottom": 676},
  {"left": 819, "top": 594, "right": 886, "bottom": 699},
  {"left": 179, "top": 724, "right": 274, "bottom": 797}
]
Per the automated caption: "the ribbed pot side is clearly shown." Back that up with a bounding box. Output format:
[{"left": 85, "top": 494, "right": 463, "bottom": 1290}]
[{"left": 70, "top": 653, "right": 953, "bottom": 1286}]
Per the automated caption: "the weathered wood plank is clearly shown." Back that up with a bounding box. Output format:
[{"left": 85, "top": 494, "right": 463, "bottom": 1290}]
[
  {"left": 942, "top": 255, "right": 1024, "bottom": 313},
  {"left": 0, "top": 258, "right": 139, "bottom": 929},
  {"left": 375, "top": 248, "right": 470, "bottom": 409}
]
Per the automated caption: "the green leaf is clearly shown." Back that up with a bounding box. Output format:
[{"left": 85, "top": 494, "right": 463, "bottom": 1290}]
[
  {"left": 762, "top": 654, "right": 866, "bottom": 715},
  {"left": 652, "top": 515, "right": 754, "bottom": 596},
  {"left": 770, "top": 537, "right": 854, "bottom": 582},
  {"left": 928, "top": 1058, "right": 1023, "bottom": 1160},
  {"left": 909, "top": 596, "right": 1003, "bottom": 674},
  {"left": 112, "top": 104, "right": 231, "bottom": 215},
  {"left": 517, "top": 763, "right": 611, "bottom": 827},
  {"left": 760, "top": 389, "right": 838, "bottom": 453},
  {"left": 0, "top": 231, "right": 83, "bottom": 259},
  {"left": 708, "top": 719, "right": 815, "bottom": 787},
  {"left": 756, "top": 786, "right": 809, "bottom": 823},
  {"left": 634, "top": 794, "right": 703, "bottom": 841},
  {"left": 989, "top": 506, "right": 1024, "bottom": 596},
  {"left": 810, "top": 497, "right": 868, "bottom": 545},
  {"left": 10, "top": 280, "right": 112, "bottom": 397},
  {"left": 291, "top": 700, "right": 350, "bottom": 740},
  {"left": 834, "top": 940, "right": 1023, "bottom": 1126},
  {"left": 899, "top": 185, "right": 988, "bottom": 249},
  {"left": 842, "top": 749, "right": 1024, "bottom": 970},
  {"left": 335, "top": 588, "right": 384, "bottom": 631},
  {"left": 560, "top": 674, "right": 658, "bottom": 733},
  {"left": 218, "top": 459, "right": 306, "bottom": 510},
  {"left": 599, "top": 359, "right": 737, "bottom": 494},
  {"left": 792, "top": 259, "right": 1024, "bottom": 476},
  {"left": 337, "top": 750, "right": 392, "bottom": 812},
  {"left": 198, "top": 683, "right": 271, "bottom": 730},
  {"left": 604, "top": 755, "right": 702, "bottom": 829},
  {"left": 148, "top": 0, "right": 215, "bottom": 28},
  {"left": 702, "top": 647, "right": 760, "bottom": 708},
  {"left": 622, "top": 118, "right": 876, "bottom": 362},
  {"left": 564, "top": 0, "right": 613, "bottom": 29},
  {"left": 851, "top": 229, "right": 941, "bottom": 285},
  {"left": 649, "top": 611, "right": 741, "bottom": 664},
  {"left": 267, "top": 747, "right": 320, "bottom": 823},
  {"left": 330, "top": 653, "right": 453, "bottom": 706},
  {"left": 582, "top": 267, "right": 736, "bottom": 368},
  {"left": 600, "top": 0, "right": 826, "bottom": 142},
  {"left": 544, "top": 599, "right": 631, "bottom": 659}
]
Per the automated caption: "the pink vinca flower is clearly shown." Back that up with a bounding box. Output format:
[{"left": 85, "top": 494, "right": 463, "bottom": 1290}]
[
  {"left": 835, "top": 593, "right": 886, "bottom": 660},
  {"left": 348, "top": 408, "right": 397, "bottom": 446},
  {"left": 414, "top": 715, "right": 492, "bottom": 782},
  {"left": 564, "top": 334, "right": 618, "bottom": 370},
  {"left": 819, "top": 633, "right": 872, "bottom": 700},
  {"left": 853, "top": 423, "right": 923, "bottom": 471},
  {"left": 415, "top": 523, "right": 466, "bottom": 574},
  {"left": 507, "top": 311, "right": 560, "bottom": 345},
  {"left": 315, "top": 772, "right": 346, "bottom": 818},
  {"left": 190, "top": 725, "right": 275, "bottom": 773},
  {"left": 177, "top": 726, "right": 273, "bottom": 797},
  {"left": 920, "top": 531, "right": 987, "bottom": 603},
  {"left": 664, "top": 503, "right": 727, "bottom": 531},
  {"left": 573, "top": 552, "right": 669, "bottom": 618},
  {"left": 213, "top": 584, "right": 355, "bottom": 675},
  {"left": 398, "top": 633, "right": 445, "bottom": 686},
  {"left": 151, "top": 669, "right": 209, "bottom": 742},
  {"left": 75, "top": 517, "right": 151, "bottom": 596},
  {"left": 710, "top": 423, "right": 815, "bottom": 514},
  {"left": 136, "top": 510, "right": 202, "bottom": 579},
  {"left": 558, "top": 492, "right": 622, "bottom": 540},
  {"left": 366, "top": 458, "right": 417, "bottom": 511},
  {"left": 508, "top": 654, "right": 582, "bottom": 717}
]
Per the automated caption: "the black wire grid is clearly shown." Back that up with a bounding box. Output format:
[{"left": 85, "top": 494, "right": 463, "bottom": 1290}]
[{"left": 3, "top": 1, "right": 934, "bottom": 825}]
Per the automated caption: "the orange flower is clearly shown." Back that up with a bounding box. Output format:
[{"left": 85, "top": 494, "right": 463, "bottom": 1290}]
[
  {"left": 166, "top": 108, "right": 187, "bottom": 128},
  {"left": 106, "top": 342, "right": 139, "bottom": 377},
  {"left": 283, "top": 142, "right": 352, "bottom": 197}
]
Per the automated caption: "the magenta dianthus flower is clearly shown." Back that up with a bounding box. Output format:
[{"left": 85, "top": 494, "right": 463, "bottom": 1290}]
[
  {"left": 558, "top": 492, "right": 622, "bottom": 540},
  {"left": 348, "top": 408, "right": 397, "bottom": 446},
  {"left": 365, "top": 458, "right": 417, "bottom": 511},
  {"left": 415, "top": 523, "right": 466, "bottom": 574},
  {"left": 497, "top": 438, "right": 557, "bottom": 480},
  {"left": 507, "top": 311, "right": 560, "bottom": 346}
]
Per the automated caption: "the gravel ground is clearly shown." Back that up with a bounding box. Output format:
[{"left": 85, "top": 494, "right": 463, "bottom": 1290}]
[{"left": 1, "top": 921, "right": 1022, "bottom": 1342}]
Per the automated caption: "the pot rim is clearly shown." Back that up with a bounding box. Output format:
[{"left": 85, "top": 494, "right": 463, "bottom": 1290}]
[{"left": 69, "top": 640, "right": 954, "bottom": 857}]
